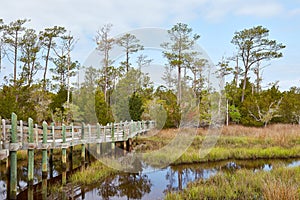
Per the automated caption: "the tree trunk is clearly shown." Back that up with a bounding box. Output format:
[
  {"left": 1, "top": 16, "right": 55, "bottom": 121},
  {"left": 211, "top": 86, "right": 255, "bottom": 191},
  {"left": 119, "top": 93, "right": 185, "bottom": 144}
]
[
  {"left": 13, "top": 31, "right": 18, "bottom": 86},
  {"left": 241, "top": 69, "right": 248, "bottom": 102},
  {"left": 235, "top": 57, "right": 239, "bottom": 87},
  {"left": 177, "top": 65, "right": 181, "bottom": 105},
  {"left": 126, "top": 51, "right": 129, "bottom": 72},
  {"left": 67, "top": 49, "right": 71, "bottom": 105},
  {"left": 226, "top": 99, "right": 229, "bottom": 126},
  {"left": 0, "top": 43, "right": 2, "bottom": 72},
  {"left": 43, "top": 39, "right": 52, "bottom": 90}
]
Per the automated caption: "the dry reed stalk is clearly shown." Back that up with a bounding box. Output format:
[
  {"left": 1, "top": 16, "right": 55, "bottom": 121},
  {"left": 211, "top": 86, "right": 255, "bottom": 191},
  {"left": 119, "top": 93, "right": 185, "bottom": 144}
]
[{"left": 263, "top": 177, "right": 299, "bottom": 200}]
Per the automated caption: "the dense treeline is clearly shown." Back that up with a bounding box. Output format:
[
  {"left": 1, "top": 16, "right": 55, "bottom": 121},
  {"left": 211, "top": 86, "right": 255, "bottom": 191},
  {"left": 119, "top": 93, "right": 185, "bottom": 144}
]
[{"left": 0, "top": 19, "right": 298, "bottom": 127}]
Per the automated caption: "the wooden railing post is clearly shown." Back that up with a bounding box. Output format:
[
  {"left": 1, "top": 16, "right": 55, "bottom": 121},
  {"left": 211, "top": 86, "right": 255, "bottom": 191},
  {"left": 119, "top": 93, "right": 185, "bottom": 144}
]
[
  {"left": 27, "top": 118, "right": 34, "bottom": 186},
  {"left": 87, "top": 124, "right": 91, "bottom": 162},
  {"left": 96, "top": 123, "right": 101, "bottom": 156},
  {"left": 20, "top": 120, "right": 24, "bottom": 147},
  {"left": 35, "top": 124, "right": 38, "bottom": 145},
  {"left": 104, "top": 125, "right": 107, "bottom": 142},
  {"left": 141, "top": 120, "right": 144, "bottom": 132},
  {"left": 49, "top": 122, "right": 55, "bottom": 178},
  {"left": 42, "top": 121, "right": 48, "bottom": 178},
  {"left": 69, "top": 123, "right": 74, "bottom": 171},
  {"left": 111, "top": 123, "right": 115, "bottom": 156},
  {"left": 9, "top": 112, "right": 18, "bottom": 199},
  {"left": 81, "top": 123, "right": 85, "bottom": 166},
  {"left": 51, "top": 122, "right": 55, "bottom": 148},
  {"left": 71, "top": 123, "right": 74, "bottom": 143},
  {"left": 1, "top": 118, "right": 5, "bottom": 149},
  {"left": 130, "top": 120, "right": 134, "bottom": 137}
]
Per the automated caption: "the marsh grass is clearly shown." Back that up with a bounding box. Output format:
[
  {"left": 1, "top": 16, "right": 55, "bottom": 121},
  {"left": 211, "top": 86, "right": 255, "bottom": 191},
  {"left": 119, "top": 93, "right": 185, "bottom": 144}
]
[
  {"left": 263, "top": 177, "right": 299, "bottom": 200},
  {"left": 135, "top": 124, "right": 300, "bottom": 165},
  {"left": 165, "top": 167, "right": 300, "bottom": 200},
  {"left": 221, "top": 124, "right": 300, "bottom": 147},
  {"left": 162, "top": 125, "right": 300, "bottom": 200},
  {"left": 69, "top": 160, "right": 118, "bottom": 185}
]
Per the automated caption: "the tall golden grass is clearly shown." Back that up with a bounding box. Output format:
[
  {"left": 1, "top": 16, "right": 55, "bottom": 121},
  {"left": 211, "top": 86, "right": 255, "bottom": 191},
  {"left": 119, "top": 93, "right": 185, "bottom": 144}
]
[
  {"left": 263, "top": 177, "right": 299, "bottom": 200},
  {"left": 221, "top": 124, "right": 300, "bottom": 146}
]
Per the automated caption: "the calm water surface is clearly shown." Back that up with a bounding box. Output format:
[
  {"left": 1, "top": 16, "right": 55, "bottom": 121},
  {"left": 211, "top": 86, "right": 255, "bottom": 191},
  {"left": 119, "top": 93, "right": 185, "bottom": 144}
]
[{"left": 1, "top": 156, "right": 299, "bottom": 200}]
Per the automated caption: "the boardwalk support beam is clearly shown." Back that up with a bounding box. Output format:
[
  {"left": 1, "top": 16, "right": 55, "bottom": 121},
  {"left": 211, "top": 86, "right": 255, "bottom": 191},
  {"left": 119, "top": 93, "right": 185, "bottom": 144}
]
[
  {"left": 62, "top": 124, "right": 67, "bottom": 169},
  {"left": 42, "top": 121, "right": 48, "bottom": 178},
  {"left": 9, "top": 113, "right": 17, "bottom": 199},
  {"left": 28, "top": 118, "right": 34, "bottom": 186}
]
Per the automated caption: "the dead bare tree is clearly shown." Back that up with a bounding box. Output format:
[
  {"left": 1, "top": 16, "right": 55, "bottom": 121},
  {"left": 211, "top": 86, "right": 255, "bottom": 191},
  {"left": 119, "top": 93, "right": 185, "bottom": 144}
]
[{"left": 249, "top": 97, "right": 283, "bottom": 127}]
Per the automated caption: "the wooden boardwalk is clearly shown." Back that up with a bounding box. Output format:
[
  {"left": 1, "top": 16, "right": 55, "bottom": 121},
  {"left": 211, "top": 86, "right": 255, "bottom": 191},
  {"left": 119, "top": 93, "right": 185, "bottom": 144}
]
[
  {"left": 0, "top": 113, "right": 155, "bottom": 160},
  {"left": 0, "top": 113, "right": 155, "bottom": 199}
]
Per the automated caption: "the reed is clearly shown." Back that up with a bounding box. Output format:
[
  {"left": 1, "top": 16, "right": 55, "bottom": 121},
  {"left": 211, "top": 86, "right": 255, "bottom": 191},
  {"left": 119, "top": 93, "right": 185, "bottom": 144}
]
[{"left": 165, "top": 167, "right": 300, "bottom": 200}]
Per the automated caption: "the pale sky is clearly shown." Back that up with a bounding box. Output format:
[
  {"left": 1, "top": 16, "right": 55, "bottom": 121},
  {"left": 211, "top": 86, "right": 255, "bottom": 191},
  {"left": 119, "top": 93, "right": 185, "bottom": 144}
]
[{"left": 1, "top": 0, "right": 299, "bottom": 90}]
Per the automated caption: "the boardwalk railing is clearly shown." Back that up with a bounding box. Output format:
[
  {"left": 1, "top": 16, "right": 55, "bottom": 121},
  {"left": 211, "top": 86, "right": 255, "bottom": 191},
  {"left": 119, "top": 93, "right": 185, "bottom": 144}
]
[
  {"left": 0, "top": 113, "right": 155, "bottom": 159},
  {"left": 0, "top": 113, "right": 155, "bottom": 199}
]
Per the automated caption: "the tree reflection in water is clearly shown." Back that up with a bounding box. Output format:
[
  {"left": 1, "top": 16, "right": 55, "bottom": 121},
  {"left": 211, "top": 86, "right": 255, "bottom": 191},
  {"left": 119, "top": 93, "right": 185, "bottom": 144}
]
[{"left": 97, "top": 173, "right": 152, "bottom": 199}]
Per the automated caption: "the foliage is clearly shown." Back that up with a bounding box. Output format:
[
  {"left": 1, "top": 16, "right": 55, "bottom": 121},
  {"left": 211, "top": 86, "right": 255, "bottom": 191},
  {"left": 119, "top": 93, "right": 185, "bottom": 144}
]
[
  {"left": 111, "top": 68, "right": 151, "bottom": 122},
  {"left": 279, "top": 87, "right": 300, "bottom": 124},
  {"left": 228, "top": 104, "right": 241, "bottom": 123},
  {"left": 231, "top": 25, "right": 285, "bottom": 102},
  {"left": 0, "top": 20, "right": 299, "bottom": 127},
  {"left": 49, "top": 86, "right": 68, "bottom": 122},
  {"left": 95, "top": 89, "right": 114, "bottom": 125},
  {"left": 154, "top": 86, "right": 180, "bottom": 128},
  {"left": 161, "top": 23, "right": 200, "bottom": 105},
  {"left": 129, "top": 92, "right": 144, "bottom": 121},
  {"left": 116, "top": 33, "right": 144, "bottom": 72}
]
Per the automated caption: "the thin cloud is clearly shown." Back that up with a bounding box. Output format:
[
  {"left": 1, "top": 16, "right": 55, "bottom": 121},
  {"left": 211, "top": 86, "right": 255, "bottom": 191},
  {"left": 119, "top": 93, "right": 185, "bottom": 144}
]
[
  {"left": 235, "top": 1, "right": 284, "bottom": 17},
  {"left": 201, "top": 0, "right": 284, "bottom": 21},
  {"left": 288, "top": 8, "right": 300, "bottom": 16}
]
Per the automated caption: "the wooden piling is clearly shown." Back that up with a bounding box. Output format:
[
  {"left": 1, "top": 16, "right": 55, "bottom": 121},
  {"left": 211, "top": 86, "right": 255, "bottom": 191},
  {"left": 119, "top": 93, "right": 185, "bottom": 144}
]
[
  {"left": 62, "top": 124, "right": 67, "bottom": 169},
  {"left": 128, "top": 138, "right": 133, "bottom": 152},
  {"left": 42, "top": 178, "right": 47, "bottom": 200},
  {"left": 62, "top": 170, "right": 67, "bottom": 186},
  {"left": 27, "top": 118, "right": 34, "bottom": 186},
  {"left": 42, "top": 121, "right": 48, "bottom": 178},
  {"left": 9, "top": 112, "right": 17, "bottom": 199},
  {"left": 49, "top": 123, "right": 54, "bottom": 178},
  {"left": 69, "top": 145, "right": 73, "bottom": 171},
  {"left": 0, "top": 113, "right": 155, "bottom": 199},
  {"left": 28, "top": 185, "right": 34, "bottom": 200}
]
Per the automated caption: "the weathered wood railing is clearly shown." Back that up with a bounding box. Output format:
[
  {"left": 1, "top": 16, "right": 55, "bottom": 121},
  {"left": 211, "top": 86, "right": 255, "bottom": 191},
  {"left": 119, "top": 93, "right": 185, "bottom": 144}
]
[
  {"left": 0, "top": 114, "right": 155, "bottom": 159},
  {"left": 0, "top": 113, "right": 155, "bottom": 199}
]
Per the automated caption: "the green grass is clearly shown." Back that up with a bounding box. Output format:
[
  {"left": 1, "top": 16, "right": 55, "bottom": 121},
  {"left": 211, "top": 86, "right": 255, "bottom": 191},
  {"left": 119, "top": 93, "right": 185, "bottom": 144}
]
[
  {"left": 165, "top": 166, "right": 300, "bottom": 200},
  {"left": 136, "top": 126, "right": 300, "bottom": 199},
  {"left": 135, "top": 130, "right": 300, "bottom": 165},
  {"left": 69, "top": 160, "right": 118, "bottom": 185},
  {"left": 32, "top": 125, "right": 300, "bottom": 198},
  {"left": 173, "top": 146, "right": 300, "bottom": 165}
]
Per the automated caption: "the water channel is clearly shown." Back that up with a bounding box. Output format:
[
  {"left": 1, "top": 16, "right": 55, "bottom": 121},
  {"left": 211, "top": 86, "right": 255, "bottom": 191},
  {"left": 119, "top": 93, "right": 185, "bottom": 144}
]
[{"left": 0, "top": 150, "right": 299, "bottom": 200}]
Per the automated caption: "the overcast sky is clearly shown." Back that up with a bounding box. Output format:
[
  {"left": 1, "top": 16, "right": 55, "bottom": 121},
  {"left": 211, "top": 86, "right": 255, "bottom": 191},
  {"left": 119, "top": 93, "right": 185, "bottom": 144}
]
[{"left": 1, "top": 0, "right": 299, "bottom": 90}]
